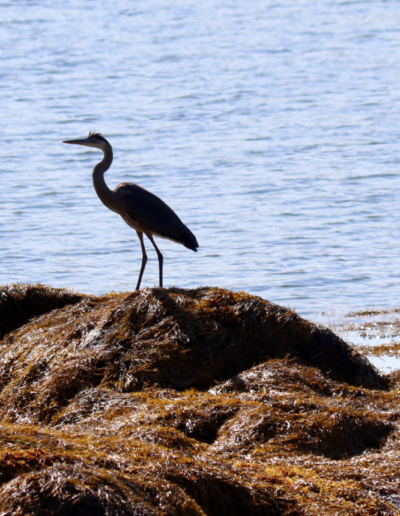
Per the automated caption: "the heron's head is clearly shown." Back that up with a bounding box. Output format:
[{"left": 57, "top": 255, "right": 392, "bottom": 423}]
[{"left": 63, "top": 132, "right": 109, "bottom": 150}]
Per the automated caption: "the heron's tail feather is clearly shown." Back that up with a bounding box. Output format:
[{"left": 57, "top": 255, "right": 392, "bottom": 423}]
[{"left": 182, "top": 230, "right": 199, "bottom": 252}]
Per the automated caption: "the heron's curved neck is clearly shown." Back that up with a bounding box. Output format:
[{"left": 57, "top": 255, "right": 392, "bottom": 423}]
[{"left": 92, "top": 143, "right": 118, "bottom": 212}]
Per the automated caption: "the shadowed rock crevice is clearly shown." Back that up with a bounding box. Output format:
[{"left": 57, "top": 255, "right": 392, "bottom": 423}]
[
  {"left": 175, "top": 406, "right": 237, "bottom": 444},
  {"left": 0, "top": 284, "right": 86, "bottom": 340},
  {"left": 166, "top": 467, "right": 288, "bottom": 516},
  {"left": 304, "top": 411, "right": 395, "bottom": 459}
]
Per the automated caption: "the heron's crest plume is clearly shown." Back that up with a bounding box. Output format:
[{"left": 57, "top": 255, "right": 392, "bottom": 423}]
[{"left": 88, "top": 131, "right": 106, "bottom": 140}]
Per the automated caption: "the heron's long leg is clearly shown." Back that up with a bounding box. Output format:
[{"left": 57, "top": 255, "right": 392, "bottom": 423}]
[
  {"left": 136, "top": 231, "right": 147, "bottom": 290},
  {"left": 147, "top": 234, "right": 164, "bottom": 288}
]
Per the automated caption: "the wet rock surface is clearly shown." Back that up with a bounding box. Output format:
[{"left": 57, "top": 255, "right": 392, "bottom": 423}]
[{"left": 0, "top": 285, "right": 399, "bottom": 515}]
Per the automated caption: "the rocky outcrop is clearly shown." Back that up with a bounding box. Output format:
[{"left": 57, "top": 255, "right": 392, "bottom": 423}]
[{"left": 0, "top": 285, "right": 398, "bottom": 515}]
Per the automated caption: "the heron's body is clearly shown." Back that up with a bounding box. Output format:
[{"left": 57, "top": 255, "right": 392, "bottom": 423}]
[
  {"left": 115, "top": 182, "right": 198, "bottom": 248},
  {"left": 63, "top": 132, "right": 198, "bottom": 289}
]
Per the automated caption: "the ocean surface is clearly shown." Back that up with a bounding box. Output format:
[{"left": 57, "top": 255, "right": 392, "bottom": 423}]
[{"left": 1, "top": 0, "right": 400, "bottom": 321}]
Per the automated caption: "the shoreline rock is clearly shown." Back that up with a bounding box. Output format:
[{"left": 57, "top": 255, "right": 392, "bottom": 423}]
[{"left": 0, "top": 284, "right": 398, "bottom": 515}]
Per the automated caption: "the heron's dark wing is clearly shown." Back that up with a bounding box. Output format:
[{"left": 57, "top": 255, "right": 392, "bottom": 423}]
[{"left": 115, "top": 183, "right": 198, "bottom": 251}]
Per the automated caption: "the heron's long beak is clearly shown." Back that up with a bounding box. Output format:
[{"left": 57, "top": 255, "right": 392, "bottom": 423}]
[{"left": 63, "top": 137, "right": 92, "bottom": 146}]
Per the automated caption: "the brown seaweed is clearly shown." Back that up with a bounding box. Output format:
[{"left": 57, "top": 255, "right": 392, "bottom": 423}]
[{"left": 0, "top": 285, "right": 399, "bottom": 515}]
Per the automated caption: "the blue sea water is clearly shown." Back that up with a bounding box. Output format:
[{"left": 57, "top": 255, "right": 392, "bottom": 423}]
[{"left": 1, "top": 0, "right": 400, "bottom": 320}]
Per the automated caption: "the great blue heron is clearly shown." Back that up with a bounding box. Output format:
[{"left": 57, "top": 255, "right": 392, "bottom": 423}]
[{"left": 63, "top": 132, "right": 198, "bottom": 290}]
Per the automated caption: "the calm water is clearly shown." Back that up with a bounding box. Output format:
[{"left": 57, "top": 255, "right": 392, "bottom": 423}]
[{"left": 1, "top": 0, "right": 400, "bottom": 320}]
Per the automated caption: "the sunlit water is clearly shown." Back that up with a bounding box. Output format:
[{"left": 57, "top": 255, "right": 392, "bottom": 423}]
[{"left": 1, "top": 0, "right": 400, "bottom": 321}]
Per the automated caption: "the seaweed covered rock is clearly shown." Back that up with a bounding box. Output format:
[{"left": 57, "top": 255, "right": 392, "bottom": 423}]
[
  {"left": 0, "top": 283, "right": 85, "bottom": 340},
  {"left": 0, "top": 285, "right": 399, "bottom": 515},
  {"left": 0, "top": 287, "right": 387, "bottom": 425}
]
